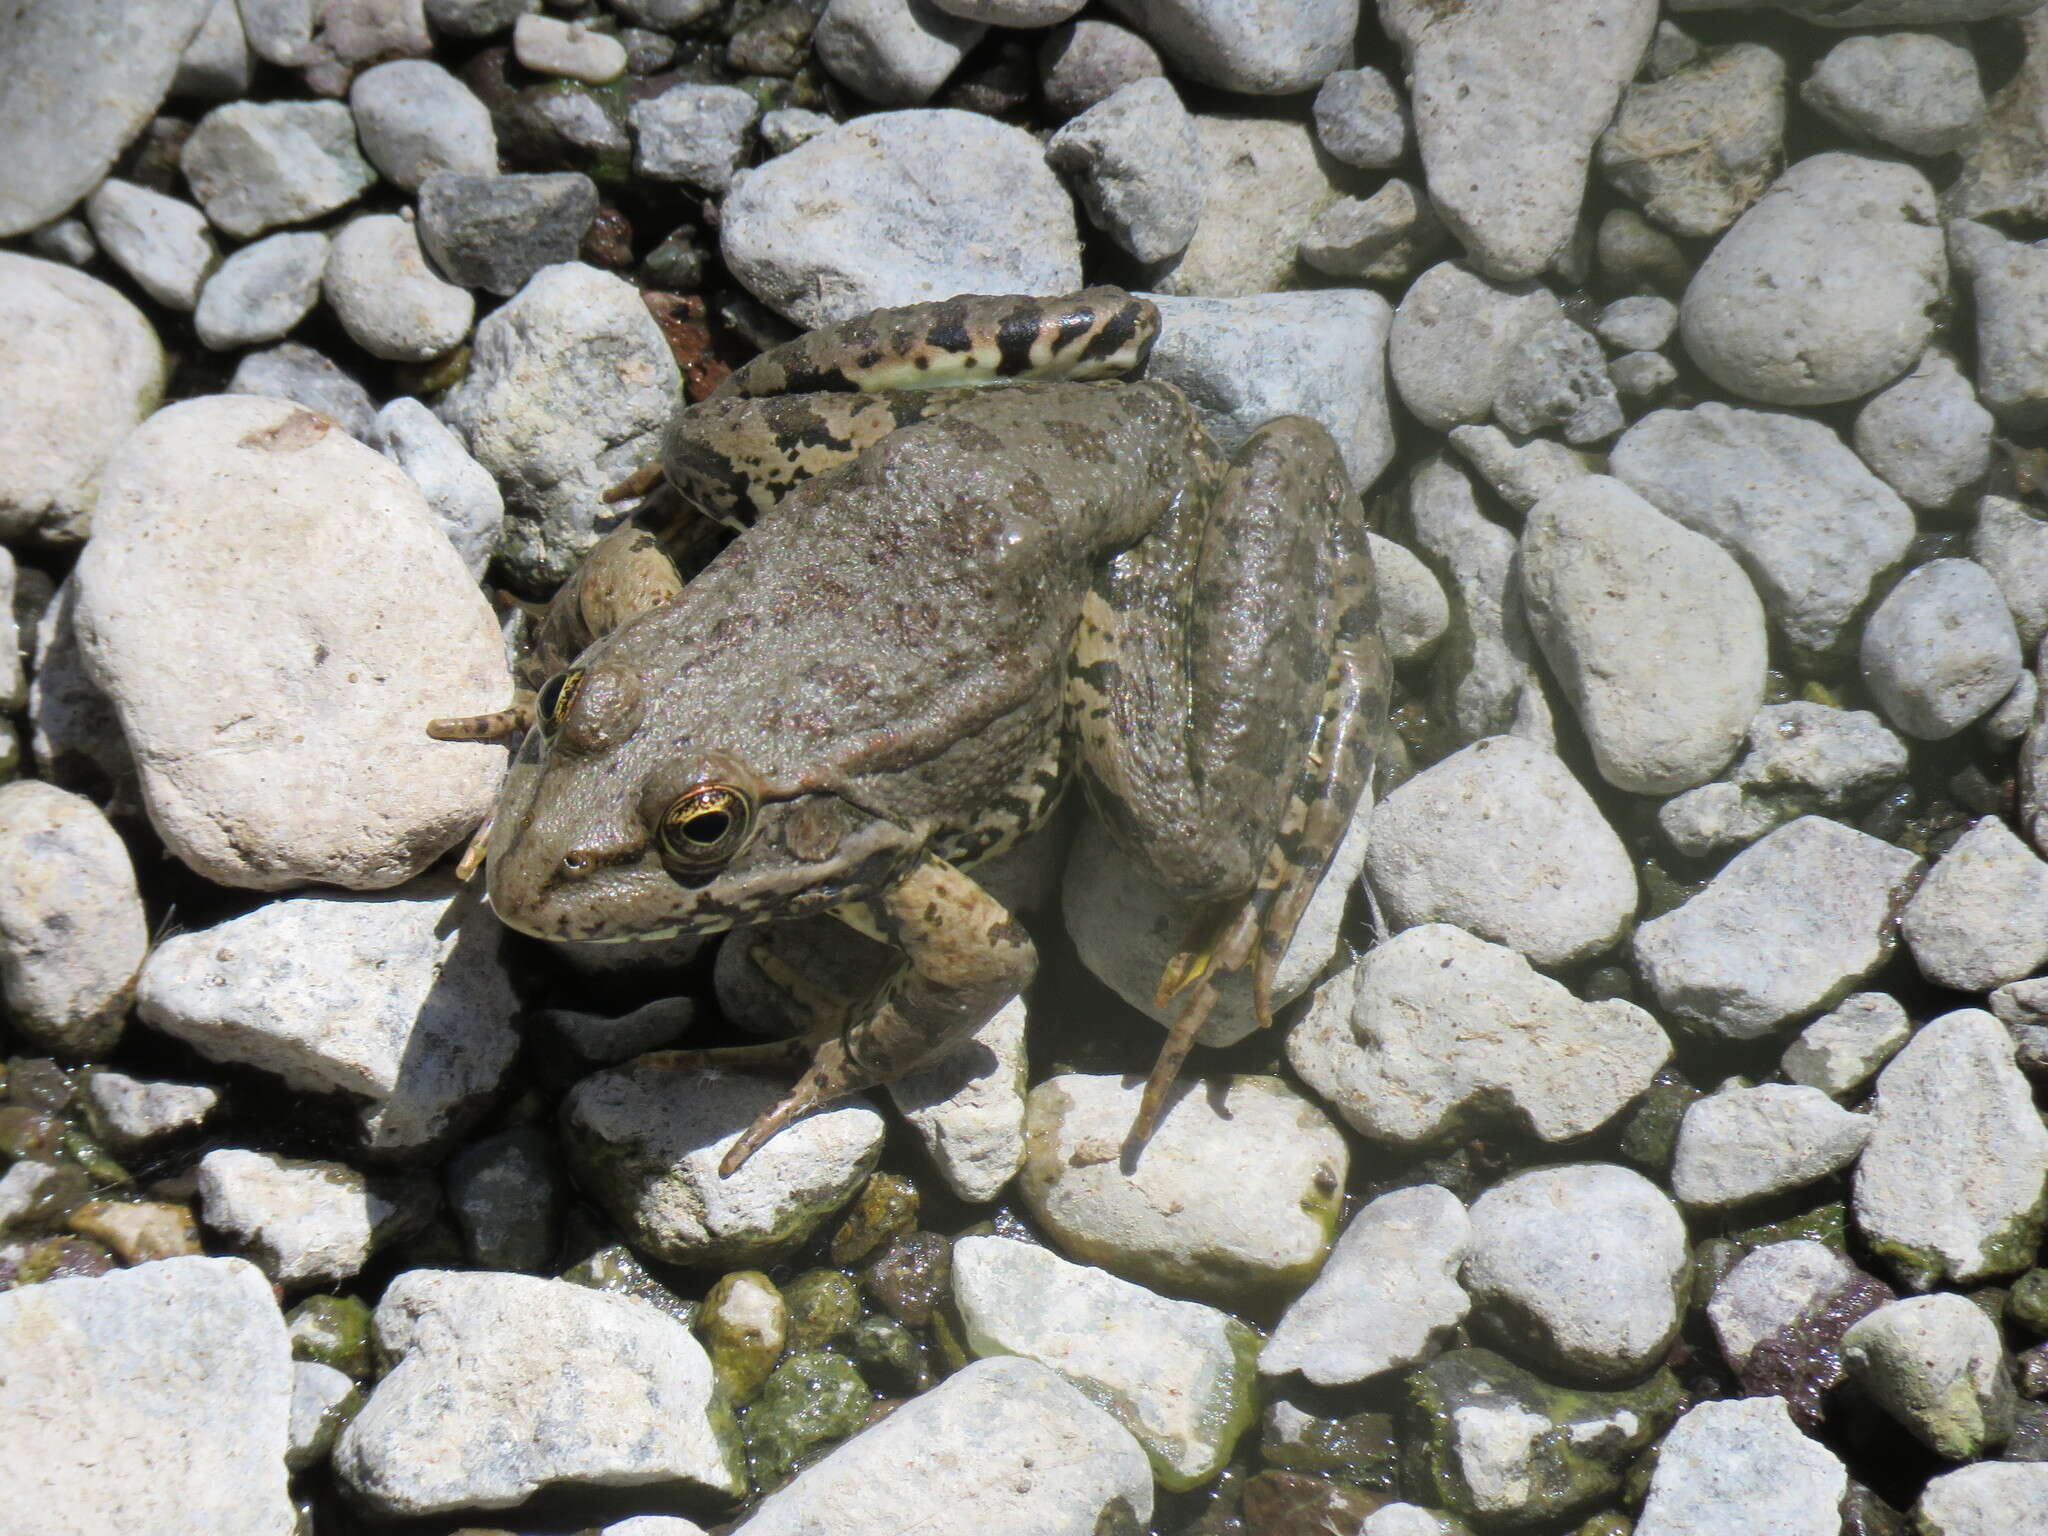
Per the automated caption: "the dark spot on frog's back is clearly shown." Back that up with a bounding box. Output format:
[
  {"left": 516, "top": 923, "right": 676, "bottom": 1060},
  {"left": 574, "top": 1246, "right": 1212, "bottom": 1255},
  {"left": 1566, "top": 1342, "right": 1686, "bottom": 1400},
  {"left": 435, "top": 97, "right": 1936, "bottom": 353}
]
[
  {"left": 1044, "top": 418, "right": 1116, "bottom": 465},
  {"left": 934, "top": 416, "right": 1006, "bottom": 457},
  {"left": 927, "top": 317, "right": 974, "bottom": 355}
]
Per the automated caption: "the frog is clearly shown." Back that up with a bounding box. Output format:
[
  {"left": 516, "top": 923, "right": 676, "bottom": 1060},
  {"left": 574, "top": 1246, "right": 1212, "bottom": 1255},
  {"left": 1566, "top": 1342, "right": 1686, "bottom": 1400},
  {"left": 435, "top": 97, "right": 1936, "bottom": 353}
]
[{"left": 434, "top": 287, "right": 1389, "bottom": 1176}]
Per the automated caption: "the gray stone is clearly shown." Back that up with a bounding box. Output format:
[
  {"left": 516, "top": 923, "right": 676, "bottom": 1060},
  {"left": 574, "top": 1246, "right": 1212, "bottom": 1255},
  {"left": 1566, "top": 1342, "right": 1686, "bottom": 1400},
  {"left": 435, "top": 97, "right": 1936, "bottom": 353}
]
[
  {"left": 1598, "top": 43, "right": 1787, "bottom": 238},
  {"left": 416, "top": 170, "right": 598, "bottom": 298},
  {"left": 734, "top": 1356, "right": 1152, "bottom": 1534},
  {"left": 0, "top": 1256, "right": 295, "bottom": 1536},
  {"left": 227, "top": 341, "right": 377, "bottom": 439},
  {"left": 1634, "top": 1397, "right": 1846, "bottom": 1536},
  {"left": 1297, "top": 179, "right": 1446, "bottom": 285},
  {"left": 887, "top": 995, "right": 1027, "bottom": 1205},
  {"left": 292, "top": 0, "right": 434, "bottom": 97},
  {"left": 1782, "top": 992, "right": 1913, "bottom": 1098},
  {"left": 1388, "top": 263, "right": 1558, "bottom": 433},
  {"left": 1903, "top": 817, "right": 2048, "bottom": 991},
  {"left": 1406, "top": 456, "right": 1554, "bottom": 744},
  {"left": 561, "top": 1062, "right": 883, "bottom": 1269},
  {"left": 1046, "top": 77, "right": 1203, "bottom": 264},
  {"left": 367, "top": 396, "right": 503, "bottom": 579},
  {"left": 1861, "top": 558, "right": 2023, "bottom": 740},
  {"left": 1368, "top": 532, "right": 1450, "bottom": 664},
  {"left": 1707, "top": 1239, "right": 1867, "bottom": 1376},
  {"left": 181, "top": 99, "right": 379, "bottom": 239},
  {"left": 0, "top": 0, "right": 211, "bottom": 237},
  {"left": 1596, "top": 206, "right": 1691, "bottom": 294},
  {"left": 1610, "top": 403, "right": 1916, "bottom": 654},
  {"left": 630, "top": 84, "right": 759, "bottom": 195},
  {"left": 1634, "top": 816, "right": 1924, "bottom": 1040},
  {"left": 1038, "top": 18, "right": 1163, "bottom": 118},
  {"left": 348, "top": 59, "right": 497, "bottom": 192},
  {"left": 1952, "top": 220, "right": 2048, "bottom": 428},
  {"left": 83, "top": 1069, "right": 220, "bottom": 1150},
  {"left": 324, "top": 212, "right": 474, "bottom": 362},
  {"left": 1595, "top": 295, "right": 1678, "bottom": 353},
  {"left": 930, "top": 0, "right": 1084, "bottom": 20},
  {"left": 1986, "top": 671, "right": 2036, "bottom": 744},
  {"left": 1102, "top": 0, "right": 1353, "bottom": 96},
  {"left": 2028, "top": 674, "right": 2048, "bottom": 877},
  {"left": 334, "top": 1270, "right": 744, "bottom": 1517},
  {"left": 194, "top": 230, "right": 328, "bottom": 350},
  {"left": 27, "top": 574, "right": 140, "bottom": 811},
  {"left": 1853, "top": 350, "right": 1993, "bottom": 513},
  {"left": 1383, "top": 0, "right": 1657, "bottom": 281},
  {"left": 1463, "top": 1163, "right": 1689, "bottom": 1382},
  {"left": 74, "top": 397, "right": 508, "bottom": 889},
  {"left": 1443, "top": 424, "right": 1591, "bottom": 517},
  {"left": 1670, "top": 1083, "right": 1870, "bottom": 1210},
  {"left": 1943, "top": 10, "right": 2048, "bottom": 227},
  {"left": 758, "top": 108, "right": 833, "bottom": 156},
  {"left": 1143, "top": 289, "right": 1394, "bottom": 496},
  {"left": 1854, "top": 1008, "right": 2048, "bottom": 1289},
  {"left": 1144, "top": 115, "right": 1341, "bottom": 299},
  {"left": 0, "top": 781, "right": 146, "bottom": 1057},
  {"left": 1520, "top": 476, "right": 1765, "bottom": 794},
  {"left": 28, "top": 216, "right": 96, "bottom": 267},
  {"left": 438, "top": 261, "right": 679, "bottom": 589},
  {"left": 952, "top": 1234, "right": 1258, "bottom": 1490},
  {"left": 813, "top": 0, "right": 982, "bottom": 105},
  {"left": 447, "top": 1125, "right": 562, "bottom": 1273},
  {"left": 1972, "top": 495, "right": 2048, "bottom": 653},
  {"left": 1680, "top": 152, "right": 1945, "bottom": 407},
  {"left": 605, "top": 0, "right": 718, "bottom": 26},
  {"left": 1914, "top": 1462, "right": 2048, "bottom": 1535},
  {"left": 1313, "top": 64, "right": 1408, "bottom": 169},
  {"left": 1843, "top": 1293, "right": 2016, "bottom": 1459},
  {"left": 1718, "top": 0, "right": 2039, "bottom": 18},
  {"left": 1803, "top": 31, "right": 1986, "bottom": 157},
  {"left": 1019, "top": 1074, "right": 1346, "bottom": 1312},
  {"left": 196, "top": 1148, "right": 433, "bottom": 1290},
  {"left": 138, "top": 881, "right": 519, "bottom": 1156},
  {"left": 1492, "top": 314, "right": 1622, "bottom": 445},
  {"left": 425, "top": 0, "right": 537, "bottom": 36},
  {"left": 287, "top": 1359, "right": 360, "bottom": 1473},
  {"left": 512, "top": 13, "right": 626, "bottom": 83},
  {"left": 1289, "top": 925, "right": 1669, "bottom": 1148},
  {"left": 1262, "top": 1185, "right": 1470, "bottom": 1386},
  {"left": 721, "top": 111, "right": 1080, "bottom": 330},
  {"left": 83, "top": 179, "right": 218, "bottom": 311},
  {"left": 1364, "top": 736, "right": 1636, "bottom": 966},
  {"left": 1610, "top": 349, "right": 1677, "bottom": 398},
  {"left": 234, "top": 0, "right": 314, "bottom": 64}
]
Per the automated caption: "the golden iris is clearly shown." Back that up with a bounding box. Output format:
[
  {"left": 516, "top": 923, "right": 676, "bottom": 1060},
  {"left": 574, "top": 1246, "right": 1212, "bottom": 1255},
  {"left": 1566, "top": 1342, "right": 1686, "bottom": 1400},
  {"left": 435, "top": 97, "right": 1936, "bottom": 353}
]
[{"left": 658, "top": 784, "right": 754, "bottom": 869}]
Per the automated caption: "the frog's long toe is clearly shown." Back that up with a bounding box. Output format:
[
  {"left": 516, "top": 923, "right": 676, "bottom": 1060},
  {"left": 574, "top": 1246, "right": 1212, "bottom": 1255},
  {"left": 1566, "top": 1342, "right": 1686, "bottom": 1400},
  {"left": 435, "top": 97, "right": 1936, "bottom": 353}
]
[{"left": 427, "top": 698, "right": 534, "bottom": 742}]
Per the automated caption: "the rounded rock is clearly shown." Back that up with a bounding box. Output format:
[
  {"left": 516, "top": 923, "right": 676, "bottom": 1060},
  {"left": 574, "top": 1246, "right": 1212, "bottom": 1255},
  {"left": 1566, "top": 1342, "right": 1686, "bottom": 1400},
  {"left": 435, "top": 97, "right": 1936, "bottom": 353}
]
[
  {"left": 1903, "top": 816, "right": 2048, "bottom": 991},
  {"left": 1842, "top": 1292, "right": 2016, "bottom": 1459},
  {"left": 1679, "top": 152, "right": 1946, "bottom": 407},
  {"left": 226, "top": 342, "right": 376, "bottom": 440},
  {"left": 1914, "top": 1463, "right": 2048, "bottom": 1536},
  {"left": 71, "top": 396, "right": 507, "bottom": 889},
  {"left": 813, "top": 0, "right": 983, "bottom": 106},
  {"left": 194, "top": 230, "right": 328, "bottom": 351},
  {"left": 1462, "top": 1163, "right": 1689, "bottom": 1382},
  {"left": 1038, "top": 18, "right": 1163, "bottom": 118},
  {"left": 629, "top": 83, "right": 760, "bottom": 195},
  {"left": 561, "top": 1062, "right": 884, "bottom": 1269},
  {"left": 1520, "top": 476, "right": 1765, "bottom": 795},
  {"left": 1597, "top": 42, "right": 1788, "bottom": 240},
  {"left": 1851, "top": 349, "right": 1993, "bottom": 513},
  {"left": 348, "top": 59, "right": 497, "bottom": 192},
  {"left": 1019, "top": 1073, "right": 1346, "bottom": 1312},
  {"left": 1801, "top": 30, "right": 1985, "bottom": 157},
  {"left": 324, "top": 213, "right": 474, "bottom": 363},
  {"left": 1101, "top": 0, "right": 1355, "bottom": 96},
  {"left": 929, "top": 0, "right": 1084, "bottom": 20},
  {"left": 512, "top": 13, "right": 627, "bottom": 83},
  {"left": 1634, "top": 1397, "right": 1846, "bottom": 1536},
  {"left": 0, "top": 253, "right": 166, "bottom": 543},
  {"left": 1312, "top": 65, "right": 1408, "bottom": 169},
  {"left": 1861, "top": 558, "right": 2023, "bottom": 741},
  {"left": 1388, "top": 263, "right": 1557, "bottom": 433},
  {"left": 1670, "top": 1083, "right": 1870, "bottom": 1211},
  {"left": 1142, "top": 114, "right": 1342, "bottom": 299},
  {"left": 82, "top": 179, "right": 219, "bottom": 312},
  {"left": 721, "top": 110, "right": 1080, "bottom": 330},
  {"left": 1971, "top": 495, "right": 2048, "bottom": 654}
]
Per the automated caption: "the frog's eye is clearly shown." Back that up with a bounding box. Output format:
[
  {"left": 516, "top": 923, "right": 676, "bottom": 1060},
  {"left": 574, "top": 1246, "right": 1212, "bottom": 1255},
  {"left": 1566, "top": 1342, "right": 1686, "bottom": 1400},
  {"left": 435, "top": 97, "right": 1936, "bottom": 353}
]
[
  {"left": 535, "top": 669, "right": 586, "bottom": 736},
  {"left": 657, "top": 783, "right": 755, "bottom": 870}
]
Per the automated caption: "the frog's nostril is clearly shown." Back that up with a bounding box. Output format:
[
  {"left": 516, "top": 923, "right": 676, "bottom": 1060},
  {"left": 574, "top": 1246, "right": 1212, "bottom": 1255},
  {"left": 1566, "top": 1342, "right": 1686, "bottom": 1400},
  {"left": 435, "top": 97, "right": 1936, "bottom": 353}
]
[{"left": 562, "top": 849, "right": 597, "bottom": 874}]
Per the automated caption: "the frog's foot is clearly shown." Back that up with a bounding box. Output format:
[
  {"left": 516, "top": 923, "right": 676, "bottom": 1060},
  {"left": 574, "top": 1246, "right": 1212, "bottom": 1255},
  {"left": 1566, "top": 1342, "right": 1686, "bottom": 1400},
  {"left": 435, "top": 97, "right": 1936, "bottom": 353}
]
[
  {"left": 1131, "top": 897, "right": 1268, "bottom": 1148},
  {"left": 453, "top": 814, "right": 494, "bottom": 882},
  {"left": 426, "top": 696, "right": 534, "bottom": 742},
  {"left": 602, "top": 459, "right": 666, "bottom": 504}
]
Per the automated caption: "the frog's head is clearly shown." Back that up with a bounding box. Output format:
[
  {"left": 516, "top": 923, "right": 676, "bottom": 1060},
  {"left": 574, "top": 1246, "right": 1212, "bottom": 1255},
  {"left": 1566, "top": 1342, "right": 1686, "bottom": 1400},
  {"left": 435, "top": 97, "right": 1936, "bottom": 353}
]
[{"left": 484, "top": 657, "right": 919, "bottom": 943}]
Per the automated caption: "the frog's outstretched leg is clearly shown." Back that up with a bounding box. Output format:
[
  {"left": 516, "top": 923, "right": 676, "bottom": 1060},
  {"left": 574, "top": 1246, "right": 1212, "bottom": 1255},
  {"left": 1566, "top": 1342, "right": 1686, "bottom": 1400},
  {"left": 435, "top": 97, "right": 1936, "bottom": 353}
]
[
  {"left": 426, "top": 695, "right": 535, "bottom": 742},
  {"left": 713, "top": 853, "right": 1036, "bottom": 1177}
]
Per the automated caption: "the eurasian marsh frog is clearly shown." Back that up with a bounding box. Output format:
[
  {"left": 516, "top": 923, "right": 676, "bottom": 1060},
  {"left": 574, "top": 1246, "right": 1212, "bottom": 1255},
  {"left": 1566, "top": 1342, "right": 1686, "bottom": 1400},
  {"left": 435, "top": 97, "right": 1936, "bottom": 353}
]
[{"left": 433, "top": 288, "right": 1388, "bottom": 1173}]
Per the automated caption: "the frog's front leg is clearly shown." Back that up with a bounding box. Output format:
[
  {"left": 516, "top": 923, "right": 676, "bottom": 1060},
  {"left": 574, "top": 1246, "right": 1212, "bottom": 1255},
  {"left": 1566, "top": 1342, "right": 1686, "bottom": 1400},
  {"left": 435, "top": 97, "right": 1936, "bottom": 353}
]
[{"left": 646, "top": 853, "right": 1036, "bottom": 1177}]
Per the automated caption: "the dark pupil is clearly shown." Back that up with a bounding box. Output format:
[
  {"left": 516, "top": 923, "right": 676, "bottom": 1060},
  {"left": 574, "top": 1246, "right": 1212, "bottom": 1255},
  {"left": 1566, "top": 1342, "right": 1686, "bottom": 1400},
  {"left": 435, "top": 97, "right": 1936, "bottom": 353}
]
[
  {"left": 537, "top": 675, "right": 564, "bottom": 724},
  {"left": 685, "top": 809, "right": 731, "bottom": 845}
]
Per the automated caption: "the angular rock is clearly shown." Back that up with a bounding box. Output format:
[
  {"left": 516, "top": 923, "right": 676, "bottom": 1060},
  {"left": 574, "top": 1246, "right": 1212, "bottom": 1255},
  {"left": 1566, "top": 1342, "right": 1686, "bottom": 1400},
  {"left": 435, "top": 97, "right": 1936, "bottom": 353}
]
[
  {"left": 1913, "top": 1462, "right": 2048, "bottom": 1536},
  {"left": 1382, "top": 0, "right": 1657, "bottom": 281},
  {"left": 953, "top": 1235, "right": 1259, "bottom": 1490},
  {"left": 1707, "top": 1239, "right": 1892, "bottom": 1425},
  {"left": 0, "top": 780, "right": 147, "bottom": 1057},
  {"left": 1972, "top": 495, "right": 2048, "bottom": 653},
  {"left": 196, "top": 1148, "right": 434, "bottom": 1289},
  {"left": 1443, "top": 425, "right": 1591, "bottom": 517},
  {"left": 1854, "top": 1008, "right": 2048, "bottom": 1289},
  {"left": 1952, "top": 220, "right": 2048, "bottom": 428},
  {"left": 1680, "top": 153, "right": 1945, "bottom": 407},
  {"left": 812, "top": 0, "right": 982, "bottom": 106},
  {"left": 1520, "top": 476, "right": 1765, "bottom": 794},
  {"left": 1863, "top": 559, "right": 2023, "bottom": 740},
  {"left": 416, "top": 170, "right": 598, "bottom": 297},
  {"left": 0, "top": 254, "right": 166, "bottom": 543},
  {"left": 1492, "top": 315, "right": 1622, "bottom": 446},
  {"left": 1635, "top": 817, "right": 1923, "bottom": 1040},
  {"left": 71, "top": 396, "right": 508, "bottom": 887},
  {"left": 1363, "top": 736, "right": 1636, "bottom": 966},
  {"left": 1671, "top": 1084, "right": 1870, "bottom": 1210},
  {"left": 1597, "top": 43, "right": 1786, "bottom": 238},
  {"left": 1782, "top": 992, "right": 1912, "bottom": 1099},
  {"left": 1144, "top": 115, "right": 1340, "bottom": 299},
  {"left": 1263, "top": 1185, "right": 1470, "bottom": 1386},
  {"left": 1046, "top": 77, "right": 1203, "bottom": 264},
  {"left": 1298, "top": 179, "right": 1446, "bottom": 286},
  {"left": 1634, "top": 1397, "right": 1846, "bottom": 1536},
  {"left": 1463, "top": 1163, "right": 1689, "bottom": 1382},
  {"left": 630, "top": 83, "right": 760, "bottom": 195},
  {"left": 1902, "top": 817, "right": 2048, "bottom": 991},
  {"left": 194, "top": 229, "right": 328, "bottom": 350},
  {"left": 1842, "top": 1293, "right": 2016, "bottom": 1459},
  {"left": 0, "top": 1255, "right": 294, "bottom": 1535},
  {"left": 1610, "top": 403, "right": 1916, "bottom": 654},
  {"left": 1018, "top": 1074, "right": 1346, "bottom": 1312},
  {"left": 561, "top": 1062, "right": 884, "bottom": 1269},
  {"left": 367, "top": 396, "right": 504, "bottom": 579},
  {"left": 181, "top": 99, "right": 379, "bottom": 239},
  {"left": 82, "top": 1069, "right": 219, "bottom": 1150},
  {"left": 335, "top": 1270, "right": 745, "bottom": 1517},
  {"left": 138, "top": 881, "right": 519, "bottom": 1155},
  {"left": 287, "top": 1359, "right": 360, "bottom": 1473},
  {"left": 886, "top": 996, "right": 1026, "bottom": 1205}
]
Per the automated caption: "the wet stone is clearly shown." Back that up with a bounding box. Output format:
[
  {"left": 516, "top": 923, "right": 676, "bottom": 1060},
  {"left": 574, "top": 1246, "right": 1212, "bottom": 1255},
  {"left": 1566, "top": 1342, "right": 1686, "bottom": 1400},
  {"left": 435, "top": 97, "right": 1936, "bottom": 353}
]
[
  {"left": 782, "top": 1268, "right": 861, "bottom": 1353},
  {"left": 861, "top": 1230, "right": 951, "bottom": 1328},
  {"left": 1707, "top": 1239, "right": 1893, "bottom": 1427},
  {"left": 287, "top": 1359, "right": 361, "bottom": 1473},
  {"left": 1843, "top": 1292, "right": 2017, "bottom": 1459},
  {"left": 743, "top": 1349, "right": 874, "bottom": 1494},
  {"left": 286, "top": 1293, "right": 375, "bottom": 1378},
  {"left": 698, "top": 1269, "right": 788, "bottom": 1406},
  {"left": 445, "top": 1124, "right": 562, "bottom": 1273},
  {"left": 844, "top": 1312, "right": 930, "bottom": 1395},
  {"left": 1263, "top": 1400, "right": 1401, "bottom": 1490},
  {"left": 830, "top": 1171, "right": 919, "bottom": 1268}
]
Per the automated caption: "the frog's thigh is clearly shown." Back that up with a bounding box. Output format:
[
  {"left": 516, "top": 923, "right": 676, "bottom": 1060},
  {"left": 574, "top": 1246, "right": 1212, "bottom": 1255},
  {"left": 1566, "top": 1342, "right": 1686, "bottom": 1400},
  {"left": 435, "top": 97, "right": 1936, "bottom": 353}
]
[{"left": 1074, "top": 416, "right": 1361, "bottom": 900}]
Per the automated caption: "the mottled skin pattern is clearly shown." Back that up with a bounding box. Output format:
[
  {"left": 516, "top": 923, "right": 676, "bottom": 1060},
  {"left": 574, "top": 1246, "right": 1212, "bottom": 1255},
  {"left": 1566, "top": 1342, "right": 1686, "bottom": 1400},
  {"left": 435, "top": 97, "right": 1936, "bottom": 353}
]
[{"left": 445, "top": 289, "right": 1387, "bottom": 1172}]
